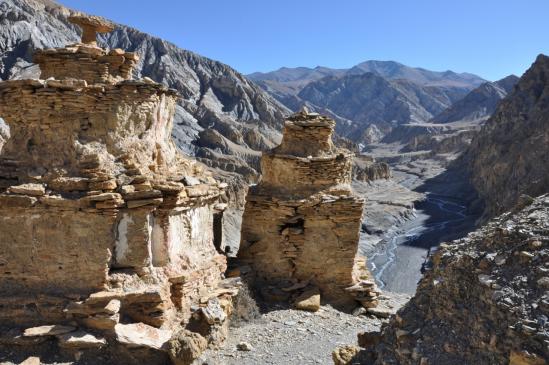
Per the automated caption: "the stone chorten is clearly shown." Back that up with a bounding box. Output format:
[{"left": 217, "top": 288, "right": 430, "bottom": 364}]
[
  {"left": 0, "top": 15, "right": 236, "bottom": 360},
  {"left": 238, "top": 109, "right": 378, "bottom": 309}
]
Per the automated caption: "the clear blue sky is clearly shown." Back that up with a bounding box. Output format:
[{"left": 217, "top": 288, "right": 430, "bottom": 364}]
[{"left": 58, "top": 0, "right": 549, "bottom": 81}]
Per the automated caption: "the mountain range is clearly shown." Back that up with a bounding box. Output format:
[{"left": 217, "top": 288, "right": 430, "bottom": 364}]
[
  {"left": 249, "top": 61, "right": 490, "bottom": 145},
  {"left": 249, "top": 62, "right": 523, "bottom": 149}
]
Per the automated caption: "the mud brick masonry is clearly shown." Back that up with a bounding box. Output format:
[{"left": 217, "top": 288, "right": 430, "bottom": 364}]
[
  {"left": 0, "top": 15, "right": 238, "bottom": 363},
  {"left": 238, "top": 109, "right": 379, "bottom": 309}
]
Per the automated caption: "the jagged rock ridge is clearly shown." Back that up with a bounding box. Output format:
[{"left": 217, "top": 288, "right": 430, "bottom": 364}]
[
  {"left": 465, "top": 54, "right": 549, "bottom": 220},
  {"left": 378, "top": 74, "right": 519, "bottom": 154},
  {"left": 431, "top": 75, "right": 519, "bottom": 124}
]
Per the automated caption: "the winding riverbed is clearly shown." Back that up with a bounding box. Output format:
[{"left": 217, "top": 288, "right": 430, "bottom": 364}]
[{"left": 367, "top": 173, "right": 477, "bottom": 293}]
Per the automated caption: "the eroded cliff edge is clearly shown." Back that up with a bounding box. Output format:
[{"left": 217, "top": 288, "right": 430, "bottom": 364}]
[
  {"left": 464, "top": 54, "right": 549, "bottom": 222},
  {"left": 361, "top": 194, "right": 549, "bottom": 365}
]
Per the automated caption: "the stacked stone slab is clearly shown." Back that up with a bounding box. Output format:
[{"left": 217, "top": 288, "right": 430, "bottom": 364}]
[
  {"left": 0, "top": 15, "right": 236, "bottom": 363},
  {"left": 238, "top": 109, "right": 378, "bottom": 309}
]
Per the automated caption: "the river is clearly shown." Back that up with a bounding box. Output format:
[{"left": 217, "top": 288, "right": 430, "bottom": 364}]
[{"left": 367, "top": 173, "right": 477, "bottom": 293}]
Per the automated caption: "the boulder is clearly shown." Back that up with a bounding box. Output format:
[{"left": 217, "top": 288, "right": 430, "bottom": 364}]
[
  {"left": 293, "top": 287, "right": 321, "bottom": 312},
  {"left": 237, "top": 341, "right": 253, "bottom": 351},
  {"left": 332, "top": 345, "right": 361, "bottom": 365}
]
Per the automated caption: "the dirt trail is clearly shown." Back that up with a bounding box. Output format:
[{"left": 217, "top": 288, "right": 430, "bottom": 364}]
[{"left": 200, "top": 293, "right": 409, "bottom": 365}]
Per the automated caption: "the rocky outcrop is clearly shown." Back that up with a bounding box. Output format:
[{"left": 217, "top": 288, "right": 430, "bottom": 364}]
[
  {"left": 0, "top": 0, "right": 289, "bottom": 185},
  {"left": 465, "top": 54, "right": 549, "bottom": 220},
  {"left": 398, "top": 126, "right": 479, "bottom": 154},
  {"left": 353, "top": 155, "right": 391, "bottom": 182},
  {"left": 0, "top": 17, "right": 237, "bottom": 364},
  {"left": 361, "top": 194, "right": 549, "bottom": 365},
  {"left": 430, "top": 75, "right": 519, "bottom": 124},
  {"left": 237, "top": 110, "right": 379, "bottom": 309}
]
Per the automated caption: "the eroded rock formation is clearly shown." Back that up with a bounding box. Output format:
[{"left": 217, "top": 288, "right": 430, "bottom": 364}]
[
  {"left": 465, "top": 54, "right": 549, "bottom": 221},
  {"left": 0, "top": 15, "right": 236, "bottom": 364},
  {"left": 238, "top": 110, "right": 379, "bottom": 309},
  {"left": 359, "top": 194, "right": 549, "bottom": 365}
]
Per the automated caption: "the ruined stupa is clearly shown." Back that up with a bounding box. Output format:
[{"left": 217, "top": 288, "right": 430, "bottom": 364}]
[
  {"left": 0, "top": 15, "right": 236, "bottom": 363},
  {"left": 238, "top": 109, "right": 379, "bottom": 309}
]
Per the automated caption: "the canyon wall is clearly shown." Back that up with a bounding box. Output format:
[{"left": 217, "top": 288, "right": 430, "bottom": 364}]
[
  {"left": 465, "top": 54, "right": 549, "bottom": 220},
  {"left": 363, "top": 194, "right": 549, "bottom": 365}
]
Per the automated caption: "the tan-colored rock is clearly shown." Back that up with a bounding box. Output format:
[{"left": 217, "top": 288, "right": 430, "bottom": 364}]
[
  {"left": 19, "top": 357, "right": 40, "bottom": 365},
  {"left": 82, "top": 313, "right": 119, "bottom": 330},
  {"left": 238, "top": 111, "right": 376, "bottom": 308},
  {"left": 68, "top": 15, "right": 115, "bottom": 44},
  {"left": 103, "top": 299, "right": 121, "bottom": 315},
  {"left": 48, "top": 177, "right": 89, "bottom": 191},
  {"left": 8, "top": 183, "right": 45, "bottom": 196},
  {"left": 57, "top": 330, "right": 107, "bottom": 349},
  {"left": 332, "top": 345, "right": 361, "bottom": 365},
  {"left": 115, "top": 323, "right": 172, "bottom": 350},
  {"left": 83, "top": 192, "right": 122, "bottom": 202},
  {"left": 89, "top": 179, "right": 117, "bottom": 191},
  {"left": 366, "top": 306, "right": 393, "bottom": 318},
  {"left": 510, "top": 351, "right": 547, "bottom": 365},
  {"left": 23, "top": 325, "right": 75, "bottom": 337},
  {"left": 293, "top": 287, "right": 321, "bottom": 312},
  {"left": 0, "top": 15, "right": 232, "bottom": 361},
  {"left": 40, "top": 195, "right": 81, "bottom": 209},
  {"left": 168, "top": 329, "right": 208, "bottom": 365},
  {"left": 126, "top": 197, "right": 163, "bottom": 208}
]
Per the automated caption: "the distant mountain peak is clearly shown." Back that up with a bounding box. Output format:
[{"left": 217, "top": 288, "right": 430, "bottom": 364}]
[{"left": 248, "top": 59, "right": 487, "bottom": 145}]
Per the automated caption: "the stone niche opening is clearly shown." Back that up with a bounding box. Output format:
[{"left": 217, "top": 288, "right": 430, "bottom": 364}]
[{"left": 279, "top": 216, "right": 305, "bottom": 235}]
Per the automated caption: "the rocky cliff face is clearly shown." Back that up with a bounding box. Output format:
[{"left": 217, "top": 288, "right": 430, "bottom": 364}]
[
  {"left": 465, "top": 55, "right": 549, "bottom": 220},
  {"left": 363, "top": 194, "right": 549, "bottom": 365},
  {"left": 0, "top": 0, "right": 289, "bottom": 186},
  {"left": 431, "top": 75, "right": 519, "bottom": 124}
]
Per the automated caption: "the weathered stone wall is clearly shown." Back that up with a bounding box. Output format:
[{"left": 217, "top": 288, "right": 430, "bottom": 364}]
[
  {"left": 34, "top": 45, "right": 137, "bottom": 84},
  {"left": 0, "top": 16, "right": 237, "bottom": 364},
  {"left": 240, "top": 194, "right": 367, "bottom": 307},
  {"left": 0, "top": 206, "right": 115, "bottom": 295},
  {"left": 260, "top": 153, "right": 353, "bottom": 196},
  {"left": 0, "top": 78, "right": 180, "bottom": 184}
]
